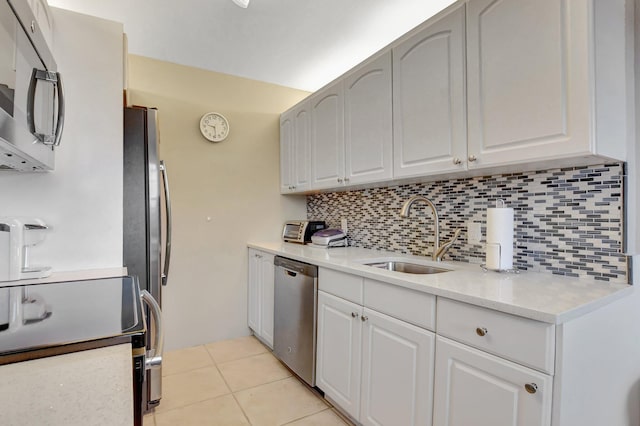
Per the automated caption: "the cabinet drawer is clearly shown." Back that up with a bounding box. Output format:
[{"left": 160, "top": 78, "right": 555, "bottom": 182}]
[
  {"left": 319, "top": 268, "right": 364, "bottom": 304},
  {"left": 437, "top": 298, "right": 555, "bottom": 374},
  {"left": 364, "top": 279, "right": 436, "bottom": 331}
]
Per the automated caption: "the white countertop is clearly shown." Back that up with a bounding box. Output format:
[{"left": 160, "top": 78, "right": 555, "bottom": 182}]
[
  {"left": 248, "top": 242, "right": 633, "bottom": 324},
  {"left": 0, "top": 267, "right": 128, "bottom": 287}
]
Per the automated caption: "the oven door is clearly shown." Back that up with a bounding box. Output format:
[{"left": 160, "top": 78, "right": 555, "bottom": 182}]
[{"left": 0, "top": 0, "right": 64, "bottom": 171}]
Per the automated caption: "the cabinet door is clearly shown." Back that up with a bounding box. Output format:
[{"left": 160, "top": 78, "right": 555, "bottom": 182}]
[
  {"left": 279, "top": 111, "right": 295, "bottom": 193},
  {"left": 247, "top": 249, "right": 261, "bottom": 333},
  {"left": 344, "top": 51, "right": 393, "bottom": 184},
  {"left": 360, "top": 308, "right": 436, "bottom": 426},
  {"left": 293, "top": 102, "right": 312, "bottom": 191},
  {"left": 433, "top": 336, "right": 552, "bottom": 426},
  {"left": 392, "top": 4, "right": 466, "bottom": 178},
  {"left": 259, "top": 252, "right": 275, "bottom": 348},
  {"left": 311, "top": 81, "right": 345, "bottom": 189},
  {"left": 466, "top": 0, "right": 589, "bottom": 168},
  {"left": 316, "top": 290, "right": 362, "bottom": 420}
]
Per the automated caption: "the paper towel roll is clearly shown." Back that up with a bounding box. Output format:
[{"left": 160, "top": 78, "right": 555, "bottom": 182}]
[{"left": 486, "top": 207, "right": 514, "bottom": 270}]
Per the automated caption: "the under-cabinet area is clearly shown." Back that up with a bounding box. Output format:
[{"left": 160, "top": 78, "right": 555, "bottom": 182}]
[{"left": 247, "top": 244, "right": 640, "bottom": 426}]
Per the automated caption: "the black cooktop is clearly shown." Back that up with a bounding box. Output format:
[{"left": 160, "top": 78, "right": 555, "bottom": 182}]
[{"left": 0, "top": 276, "right": 145, "bottom": 362}]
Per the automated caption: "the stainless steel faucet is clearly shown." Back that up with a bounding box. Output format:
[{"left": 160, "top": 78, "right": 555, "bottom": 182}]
[{"left": 400, "top": 195, "right": 462, "bottom": 261}]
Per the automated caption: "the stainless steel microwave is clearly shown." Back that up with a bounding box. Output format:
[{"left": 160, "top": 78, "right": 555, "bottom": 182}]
[{"left": 0, "top": 0, "right": 64, "bottom": 171}]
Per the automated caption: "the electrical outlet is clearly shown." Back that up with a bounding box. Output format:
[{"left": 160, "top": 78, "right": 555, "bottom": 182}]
[
  {"left": 467, "top": 222, "right": 482, "bottom": 244},
  {"left": 341, "top": 218, "right": 348, "bottom": 233}
]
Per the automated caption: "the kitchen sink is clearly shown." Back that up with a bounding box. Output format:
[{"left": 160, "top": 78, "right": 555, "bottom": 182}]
[{"left": 363, "top": 261, "right": 450, "bottom": 275}]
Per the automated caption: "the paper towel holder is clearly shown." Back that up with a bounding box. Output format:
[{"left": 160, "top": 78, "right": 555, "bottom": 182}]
[
  {"left": 481, "top": 243, "right": 520, "bottom": 273},
  {"left": 483, "top": 199, "right": 519, "bottom": 274}
]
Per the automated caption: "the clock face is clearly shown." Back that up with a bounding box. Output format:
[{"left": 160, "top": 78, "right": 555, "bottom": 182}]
[{"left": 200, "top": 112, "right": 229, "bottom": 142}]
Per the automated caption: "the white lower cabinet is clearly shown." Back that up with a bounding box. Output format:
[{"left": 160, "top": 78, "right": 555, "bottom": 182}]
[
  {"left": 268, "top": 261, "right": 640, "bottom": 425},
  {"left": 317, "top": 291, "right": 363, "bottom": 419},
  {"left": 247, "top": 248, "right": 275, "bottom": 348},
  {"left": 360, "top": 308, "right": 435, "bottom": 426},
  {"left": 433, "top": 336, "right": 553, "bottom": 426},
  {"left": 317, "top": 290, "right": 435, "bottom": 425}
]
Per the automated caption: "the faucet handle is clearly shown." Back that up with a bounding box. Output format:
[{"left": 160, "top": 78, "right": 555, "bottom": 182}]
[{"left": 435, "top": 228, "right": 464, "bottom": 261}]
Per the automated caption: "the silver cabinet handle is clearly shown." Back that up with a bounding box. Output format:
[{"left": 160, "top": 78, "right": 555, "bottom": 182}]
[
  {"left": 468, "top": 155, "right": 477, "bottom": 162},
  {"left": 160, "top": 161, "right": 172, "bottom": 286},
  {"left": 343, "top": 177, "right": 350, "bottom": 182},
  {"left": 476, "top": 327, "right": 488, "bottom": 337},
  {"left": 27, "top": 69, "right": 65, "bottom": 146},
  {"left": 141, "top": 290, "right": 164, "bottom": 370},
  {"left": 524, "top": 383, "right": 538, "bottom": 394},
  {"left": 453, "top": 158, "right": 462, "bottom": 165},
  {"left": 361, "top": 315, "right": 368, "bottom": 322},
  {"left": 351, "top": 312, "right": 358, "bottom": 318},
  {"left": 337, "top": 177, "right": 343, "bottom": 183}
]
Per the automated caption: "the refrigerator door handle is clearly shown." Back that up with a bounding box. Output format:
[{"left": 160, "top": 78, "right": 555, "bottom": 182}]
[
  {"left": 141, "top": 290, "right": 164, "bottom": 370},
  {"left": 160, "top": 160, "right": 172, "bottom": 286}
]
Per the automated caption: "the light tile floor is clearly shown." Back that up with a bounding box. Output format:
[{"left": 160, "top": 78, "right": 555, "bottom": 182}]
[{"left": 143, "top": 336, "right": 350, "bottom": 426}]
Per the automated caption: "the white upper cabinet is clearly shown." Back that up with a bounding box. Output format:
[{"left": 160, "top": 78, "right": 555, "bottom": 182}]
[
  {"left": 280, "top": 101, "right": 311, "bottom": 193},
  {"left": 310, "top": 52, "right": 393, "bottom": 191},
  {"left": 279, "top": 111, "right": 294, "bottom": 193},
  {"left": 281, "top": 0, "right": 628, "bottom": 192},
  {"left": 345, "top": 51, "right": 393, "bottom": 185},
  {"left": 466, "top": 0, "right": 626, "bottom": 169},
  {"left": 311, "top": 81, "right": 345, "bottom": 190},
  {"left": 293, "top": 104, "right": 312, "bottom": 191},
  {"left": 393, "top": 4, "right": 467, "bottom": 178}
]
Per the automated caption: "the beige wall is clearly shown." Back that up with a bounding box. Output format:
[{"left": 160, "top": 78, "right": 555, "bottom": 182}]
[{"left": 128, "top": 55, "right": 308, "bottom": 350}]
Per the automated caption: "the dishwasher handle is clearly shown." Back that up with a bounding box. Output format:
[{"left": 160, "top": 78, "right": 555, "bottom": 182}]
[
  {"left": 285, "top": 270, "right": 298, "bottom": 278},
  {"left": 274, "top": 256, "right": 318, "bottom": 278}
]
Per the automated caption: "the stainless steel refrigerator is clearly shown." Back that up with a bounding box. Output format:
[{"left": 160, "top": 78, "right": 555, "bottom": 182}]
[{"left": 123, "top": 106, "right": 172, "bottom": 412}]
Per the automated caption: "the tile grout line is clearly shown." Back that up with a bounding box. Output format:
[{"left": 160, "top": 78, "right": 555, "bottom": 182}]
[
  {"left": 159, "top": 339, "right": 333, "bottom": 425},
  {"left": 208, "top": 350, "right": 254, "bottom": 425},
  {"left": 203, "top": 344, "right": 270, "bottom": 365},
  {"left": 154, "top": 345, "right": 233, "bottom": 418},
  {"left": 278, "top": 407, "right": 334, "bottom": 425}
]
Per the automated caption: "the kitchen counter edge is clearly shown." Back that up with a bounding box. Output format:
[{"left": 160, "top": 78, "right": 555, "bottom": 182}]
[{"left": 247, "top": 242, "right": 633, "bottom": 325}]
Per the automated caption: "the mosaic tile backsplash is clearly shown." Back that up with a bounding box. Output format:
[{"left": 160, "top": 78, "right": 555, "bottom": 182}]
[{"left": 307, "top": 163, "right": 626, "bottom": 283}]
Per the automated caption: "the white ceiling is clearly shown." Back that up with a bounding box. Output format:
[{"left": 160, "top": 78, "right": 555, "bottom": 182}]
[{"left": 47, "top": 0, "right": 456, "bottom": 92}]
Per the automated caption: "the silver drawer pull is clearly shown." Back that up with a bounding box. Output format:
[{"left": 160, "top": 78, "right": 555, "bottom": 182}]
[
  {"left": 351, "top": 312, "right": 358, "bottom": 318},
  {"left": 524, "top": 383, "right": 538, "bottom": 394},
  {"left": 476, "top": 327, "right": 488, "bottom": 337},
  {"left": 361, "top": 315, "right": 368, "bottom": 322}
]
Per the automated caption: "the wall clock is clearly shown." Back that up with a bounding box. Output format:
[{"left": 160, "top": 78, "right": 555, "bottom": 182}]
[{"left": 199, "top": 112, "right": 230, "bottom": 142}]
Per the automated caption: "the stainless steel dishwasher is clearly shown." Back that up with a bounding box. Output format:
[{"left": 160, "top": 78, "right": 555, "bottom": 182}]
[{"left": 273, "top": 256, "right": 318, "bottom": 387}]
